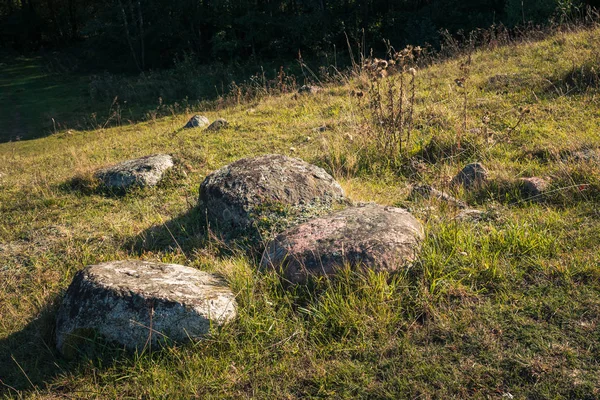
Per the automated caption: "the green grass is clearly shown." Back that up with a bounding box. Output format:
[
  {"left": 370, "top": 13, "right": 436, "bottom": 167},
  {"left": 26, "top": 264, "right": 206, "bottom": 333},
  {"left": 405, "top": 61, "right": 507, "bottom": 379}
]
[{"left": 1, "top": 27, "right": 600, "bottom": 398}]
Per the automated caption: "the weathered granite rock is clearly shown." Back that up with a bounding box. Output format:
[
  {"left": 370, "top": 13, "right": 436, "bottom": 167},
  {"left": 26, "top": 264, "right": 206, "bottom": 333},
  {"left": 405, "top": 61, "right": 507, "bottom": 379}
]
[
  {"left": 198, "top": 154, "right": 346, "bottom": 236},
  {"left": 55, "top": 260, "right": 237, "bottom": 356},
  {"left": 450, "top": 162, "right": 488, "bottom": 189},
  {"left": 184, "top": 115, "right": 210, "bottom": 129},
  {"left": 409, "top": 184, "right": 468, "bottom": 208},
  {"left": 261, "top": 203, "right": 424, "bottom": 283},
  {"left": 95, "top": 154, "right": 174, "bottom": 190},
  {"left": 519, "top": 177, "right": 550, "bottom": 199},
  {"left": 206, "top": 118, "right": 229, "bottom": 131}
]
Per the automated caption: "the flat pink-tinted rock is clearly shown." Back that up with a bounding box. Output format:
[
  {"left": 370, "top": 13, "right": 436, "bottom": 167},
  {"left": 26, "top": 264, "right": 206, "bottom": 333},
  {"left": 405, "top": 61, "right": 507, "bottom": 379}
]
[{"left": 261, "top": 203, "right": 424, "bottom": 283}]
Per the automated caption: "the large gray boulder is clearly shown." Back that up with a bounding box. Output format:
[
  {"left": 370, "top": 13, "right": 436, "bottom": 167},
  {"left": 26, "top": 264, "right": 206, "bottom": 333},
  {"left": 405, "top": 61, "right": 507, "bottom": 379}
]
[
  {"left": 55, "top": 260, "right": 237, "bottom": 356},
  {"left": 95, "top": 154, "right": 174, "bottom": 190},
  {"left": 261, "top": 203, "right": 424, "bottom": 284},
  {"left": 198, "top": 154, "right": 346, "bottom": 238}
]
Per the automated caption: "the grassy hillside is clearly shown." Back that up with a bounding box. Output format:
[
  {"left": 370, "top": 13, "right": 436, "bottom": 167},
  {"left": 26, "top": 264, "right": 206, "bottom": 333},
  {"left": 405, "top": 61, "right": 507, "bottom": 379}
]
[{"left": 1, "top": 26, "right": 600, "bottom": 398}]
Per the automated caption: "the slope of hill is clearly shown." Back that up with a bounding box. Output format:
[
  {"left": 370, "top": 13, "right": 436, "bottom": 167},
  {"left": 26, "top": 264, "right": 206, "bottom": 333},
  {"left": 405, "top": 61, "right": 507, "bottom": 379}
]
[{"left": 1, "top": 27, "right": 599, "bottom": 398}]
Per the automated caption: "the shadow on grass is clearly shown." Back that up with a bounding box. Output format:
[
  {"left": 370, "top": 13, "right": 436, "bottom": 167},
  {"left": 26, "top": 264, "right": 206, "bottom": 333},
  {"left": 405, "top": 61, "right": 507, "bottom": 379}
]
[
  {"left": 0, "top": 55, "right": 190, "bottom": 144},
  {"left": 0, "top": 295, "right": 156, "bottom": 395},
  {"left": 0, "top": 300, "right": 63, "bottom": 394},
  {"left": 57, "top": 175, "right": 126, "bottom": 198},
  {"left": 126, "top": 207, "right": 209, "bottom": 256},
  {"left": 124, "top": 205, "right": 265, "bottom": 263},
  {"left": 542, "top": 62, "right": 600, "bottom": 98},
  {"left": 0, "top": 296, "right": 128, "bottom": 395}
]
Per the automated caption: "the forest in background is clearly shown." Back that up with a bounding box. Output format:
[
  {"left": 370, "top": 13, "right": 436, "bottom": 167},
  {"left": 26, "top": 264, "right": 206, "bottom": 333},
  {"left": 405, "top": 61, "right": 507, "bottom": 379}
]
[{"left": 2, "top": 0, "right": 599, "bottom": 72}]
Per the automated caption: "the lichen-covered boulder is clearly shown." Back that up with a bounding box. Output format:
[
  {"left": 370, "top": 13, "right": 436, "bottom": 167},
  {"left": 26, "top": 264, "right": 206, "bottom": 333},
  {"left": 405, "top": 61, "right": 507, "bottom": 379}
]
[
  {"left": 261, "top": 203, "right": 424, "bottom": 283},
  {"left": 55, "top": 260, "right": 237, "bottom": 356},
  {"left": 198, "top": 154, "right": 346, "bottom": 239},
  {"left": 184, "top": 115, "right": 210, "bottom": 129},
  {"left": 450, "top": 162, "right": 488, "bottom": 189},
  {"left": 95, "top": 154, "right": 174, "bottom": 190}
]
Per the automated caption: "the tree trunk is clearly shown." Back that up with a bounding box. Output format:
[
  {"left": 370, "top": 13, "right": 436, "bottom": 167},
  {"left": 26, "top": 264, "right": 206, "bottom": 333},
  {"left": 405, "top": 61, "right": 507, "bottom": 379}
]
[
  {"left": 118, "top": 0, "right": 141, "bottom": 71},
  {"left": 68, "top": 0, "right": 78, "bottom": 39},
  {"left": 136, "top": 0, "right": 144, "bottom": 70}
]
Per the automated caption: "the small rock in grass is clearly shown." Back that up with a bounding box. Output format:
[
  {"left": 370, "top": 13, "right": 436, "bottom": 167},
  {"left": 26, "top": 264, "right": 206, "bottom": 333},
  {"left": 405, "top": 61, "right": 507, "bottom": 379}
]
[
  {"left": 55, "top": 260, "right": 237, "bottom": 356},
  {"left": 206, "top": 118, "right": 229, "bottom": 131},
  {"left": 95, "top": 154, "right": 174, "bottom": 190},
  {"left": 261, "top": 203, "right": 424, "bottom": 284},
  {"left": 409, "top": 184, "right": 468, "bottom": 208},
  {"left": 450, "top": 162, "right": 488, "bottom": 189},
  {"left": 566, "top": 148, "right": 600, "bottom": 163},
  {"left": 518, "top": 177, "right": 550, "bottom": 199},
  {"left": 455, "top": 208, "right": 485, "bottom": 222},
  {"left": 298, "top": 85, "right": 321, "bottom": 95},
  {"left": 184, "top": 115, "right": 210, "bottom": 129}
]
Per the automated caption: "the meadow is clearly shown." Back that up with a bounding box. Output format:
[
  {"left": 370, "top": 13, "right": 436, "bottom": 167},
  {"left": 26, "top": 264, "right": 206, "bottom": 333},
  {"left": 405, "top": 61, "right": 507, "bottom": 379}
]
[{"left": 0, "top": 25, "right": 599, "bottom": 398}]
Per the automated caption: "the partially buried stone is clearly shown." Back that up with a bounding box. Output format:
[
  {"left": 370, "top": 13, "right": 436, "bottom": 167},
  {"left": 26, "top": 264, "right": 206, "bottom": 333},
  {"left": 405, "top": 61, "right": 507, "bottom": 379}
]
[
  {"left": 298, "top": 85, "right": 321, "bottom": 95},
  {"left": 518, "top": 177, "right": 549, "bottom": 199},
  {"left": 455, "top": 208, "right": 485, "bottom": 222},
  {"left": 95, "top": 154, "right": 174, "bottom": 190},
  {"left": 184, "top": 115, "right": 210, "bottom": 129},
  {"left": 55, "top": 260, "right": 237, "bottom": 356},
  {"left": 206, "top": 118, "right": 229, "bottom": 131},
  {"left": 261, "top": 203, "right": 424, "bottom": 284},
  {"left": 409, "top": 184, "right": 467, "bottom": 208},
  {"left": 450, "top": 162, "right": 488, "bottom": 189}
]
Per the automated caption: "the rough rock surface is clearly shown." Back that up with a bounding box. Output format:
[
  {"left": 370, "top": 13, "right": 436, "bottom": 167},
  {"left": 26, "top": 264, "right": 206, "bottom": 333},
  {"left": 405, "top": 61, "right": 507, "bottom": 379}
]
[
  {"left": 184, "top": 115, "right": 210, "bottom": 129},
  {"left": 95, "top": 154, "right": 174, "bottom": 190},
  {"left": 206, "top": 118, "right": 229, "bottom": 131},
  {"left": 519, "top": 177, "right": 549, "bottom": 199},
  {"left": 55, "top": 260, "right": 237, "bottom": 355},
  {"left": 261, "top": 203, "right": 424, "bottom": 283},
  {"left": 409, "top": 184, "right": 467, "bottom": 208},
  {"left": 450, "top": 162, "right": 488, "bottom": 189},
  {"left": 198, "top": 154, "right": 346, "bottom": 234}
]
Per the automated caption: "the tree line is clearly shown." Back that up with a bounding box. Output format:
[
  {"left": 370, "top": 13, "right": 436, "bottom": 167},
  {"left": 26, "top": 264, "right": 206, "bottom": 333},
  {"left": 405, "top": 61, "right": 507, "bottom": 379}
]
[{"left": 0, "top": 0, "right": 596, "bottom": 71}]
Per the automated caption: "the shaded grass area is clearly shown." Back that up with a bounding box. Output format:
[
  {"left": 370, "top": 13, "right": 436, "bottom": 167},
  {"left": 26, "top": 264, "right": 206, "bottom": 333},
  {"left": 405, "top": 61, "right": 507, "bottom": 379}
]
[
  {"left": 0, "top": 55, "right": 96, "bottom": 142},
  {"left": 1, "top": 27, "right": 600, "bottom": 398}
]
